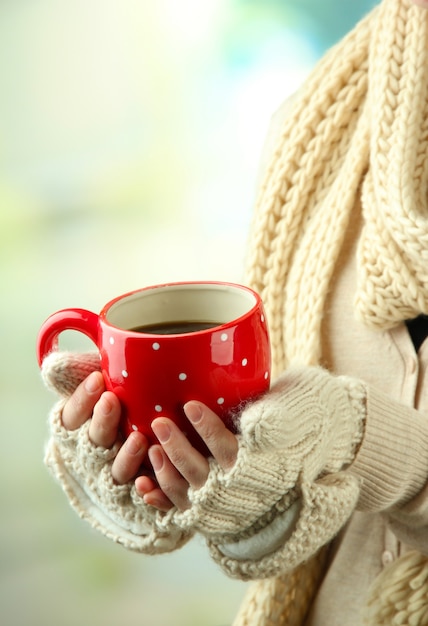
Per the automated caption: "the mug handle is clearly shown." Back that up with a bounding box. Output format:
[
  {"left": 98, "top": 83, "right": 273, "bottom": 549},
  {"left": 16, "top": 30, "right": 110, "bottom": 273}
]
[{"left": 36, "top": 308, "right": 99, "bottom": 367}]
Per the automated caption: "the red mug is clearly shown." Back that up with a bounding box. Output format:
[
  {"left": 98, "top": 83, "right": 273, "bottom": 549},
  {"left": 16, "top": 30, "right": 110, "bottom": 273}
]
[{"left": 36, "top": 281, "right": 271, "bottom": 455}]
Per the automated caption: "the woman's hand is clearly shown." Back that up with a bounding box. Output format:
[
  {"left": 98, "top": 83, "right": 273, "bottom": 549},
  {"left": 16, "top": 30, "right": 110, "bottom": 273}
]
[
  {"left": 61, "top": 370, "right": 149, "bottom": 485},
  {"left": 61, "top": 371, "right": 238, "bottom": 505},
  {"left": 136, "top": 402, "right": 239, "bottom": 512}
]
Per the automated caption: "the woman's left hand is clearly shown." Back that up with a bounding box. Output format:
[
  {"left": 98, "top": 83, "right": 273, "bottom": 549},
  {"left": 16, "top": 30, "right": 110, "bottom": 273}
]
[{"left": 135, "top": 402, "right": 239, "bottom": 512}]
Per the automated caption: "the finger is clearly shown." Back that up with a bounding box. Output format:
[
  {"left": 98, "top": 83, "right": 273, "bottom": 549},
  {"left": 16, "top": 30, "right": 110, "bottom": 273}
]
[
  {"left": 147, "top": 444, "right": 192, "bottom": 510},
  {"left": 88, "top": 391, "right": 121, "bottom": 448},
  {"left": 183, "top": 401, "right": 238, "bottom": 470},
  {"left": 151, "top": 418, "right": 210, "bottom": 489},
  {"left": 135, "top": 475, "right": 174, "bottom": 512},
  {"left": 62, "top": 371, "right": 105, "bottom": 430},
  {"left": 111, "top": 431, "right": 148, "bottom": 485}
]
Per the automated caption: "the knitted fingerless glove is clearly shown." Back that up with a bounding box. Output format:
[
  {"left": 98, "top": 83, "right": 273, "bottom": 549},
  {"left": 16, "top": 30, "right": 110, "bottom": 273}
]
[
  {"left": 41, "top": 350, "right": 102, "bottom": 396},
  {"left": 42, "top": 351, "right": 192, "bottom": 554},
  {"left": 173, "top": 366, "right": 366, "bottom": 580}
]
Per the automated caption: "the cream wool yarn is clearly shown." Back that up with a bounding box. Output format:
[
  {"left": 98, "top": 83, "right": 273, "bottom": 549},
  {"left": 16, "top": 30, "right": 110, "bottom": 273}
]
[
  {"left": 41, "top": 351, "right": 101, "bottom": 396},
  {"left": 231, "top": 549, "right": 328, "bottom": 626},
  {"left": 239, "top": 0, "right": 428, "bottom": 624},
  {"left": 246, "top": 0, "right": 428, "bottom": 373},
  {"left": 44, "top": 399, "right": 193, "bottom": 554},
  {"left": 364, "top": 551, "right": 428, "bottom": 625}
]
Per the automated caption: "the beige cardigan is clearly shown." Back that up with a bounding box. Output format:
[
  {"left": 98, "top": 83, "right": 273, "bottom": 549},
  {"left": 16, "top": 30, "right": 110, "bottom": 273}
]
[{"left": 304, "top": 204, "right": 428, "bottom": 624}]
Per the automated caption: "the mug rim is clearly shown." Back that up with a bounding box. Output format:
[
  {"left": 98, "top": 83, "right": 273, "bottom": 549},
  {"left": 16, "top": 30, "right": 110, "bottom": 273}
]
[{"left": 100, "top": 281, "right": 263, "bottom": 336}]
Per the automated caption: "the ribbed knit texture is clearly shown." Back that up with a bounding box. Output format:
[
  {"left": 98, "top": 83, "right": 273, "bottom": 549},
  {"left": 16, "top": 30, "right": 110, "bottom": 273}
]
[
  {"left": 351, "top": 386, "right": 428, "bottom": 512},
  {"left": 41, "top": 351, "right": 101, "bottom": 396},
  {"left": 45, "top": 398, "right": 193, "bottom": 554},
  {"left": 237, "top": 0, "right": 428, "bottom": 624}
]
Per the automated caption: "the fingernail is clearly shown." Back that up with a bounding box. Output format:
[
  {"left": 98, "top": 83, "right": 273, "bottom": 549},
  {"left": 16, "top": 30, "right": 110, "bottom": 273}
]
[
  {"left": 98, "top": 394, "right": 112, "bottom": 416},
  {"left": 125, "top": 433, "right": 143, "bottom": 456},
  {"left": 152, "top": 420, "right": 171, "bottom": 443},
  {"left": 85, "top": 372, "right": 102, "bottom": 394},
  {"left": 184, "top": 402, "right": 202, "bottom": 424},
  {"left": 149, "top": 447, "right": 164, "bottom": 471}
]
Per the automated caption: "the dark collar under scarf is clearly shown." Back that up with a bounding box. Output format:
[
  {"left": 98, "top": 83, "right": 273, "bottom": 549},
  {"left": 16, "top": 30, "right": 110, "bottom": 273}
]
[{"left": 405, "top": 314, "right": 428, "bottom": 353}]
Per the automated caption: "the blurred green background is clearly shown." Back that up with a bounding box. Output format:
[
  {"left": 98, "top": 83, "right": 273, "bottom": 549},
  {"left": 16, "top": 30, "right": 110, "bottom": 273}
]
[{"left": 1, "top": 1, "right": 376, "bottom": 625}]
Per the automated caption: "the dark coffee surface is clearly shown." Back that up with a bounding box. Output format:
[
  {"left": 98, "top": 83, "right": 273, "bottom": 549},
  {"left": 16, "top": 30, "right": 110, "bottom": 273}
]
[{"left": 130, "top": 321, "right": 221, "bottom": 335}]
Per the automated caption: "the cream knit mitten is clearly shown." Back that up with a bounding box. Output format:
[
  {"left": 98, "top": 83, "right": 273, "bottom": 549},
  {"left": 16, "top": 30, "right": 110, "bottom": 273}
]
[
  {"left": 42, "top": 351, "right": 192, "bottom": 554},
  {"left": 41, "top": 350, "right": 102, "bottom": 396},
  {"left": 174, "top": 366, "right": 366, "bottom": 580}
]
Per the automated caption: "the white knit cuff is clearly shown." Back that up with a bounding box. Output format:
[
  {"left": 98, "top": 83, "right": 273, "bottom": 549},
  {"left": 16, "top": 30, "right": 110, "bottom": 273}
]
[
  {"left": 207, "top": 472, "right": 360, "bottom": 581},
  {"left": 45, "top": 400, "right": 192, "bottom": 554}
]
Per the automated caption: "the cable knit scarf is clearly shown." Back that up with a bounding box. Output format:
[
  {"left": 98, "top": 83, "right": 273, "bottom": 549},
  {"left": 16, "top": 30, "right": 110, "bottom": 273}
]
[
  {"left": 236, "top": 0, "right": 428, "bottom": 624},
  {"left": 246, "top": 0, "right": 428, "bottom": 375}
]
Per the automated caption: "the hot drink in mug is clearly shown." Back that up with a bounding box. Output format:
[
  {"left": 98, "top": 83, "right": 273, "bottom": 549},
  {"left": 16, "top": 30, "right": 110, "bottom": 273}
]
[{"left": 37, "top": 281, "right": 271, "bottom": 455}]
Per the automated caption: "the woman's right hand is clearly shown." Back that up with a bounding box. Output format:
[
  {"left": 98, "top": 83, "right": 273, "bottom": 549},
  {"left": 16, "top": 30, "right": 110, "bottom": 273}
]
[{"left": 61, "top": 370, "right": 149, "bottom": 485}]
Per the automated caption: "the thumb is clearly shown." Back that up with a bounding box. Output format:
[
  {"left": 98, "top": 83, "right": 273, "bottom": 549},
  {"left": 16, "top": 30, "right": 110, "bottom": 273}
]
[{"left": 41, "top": 351, "right": 101, "bottom": 397}]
